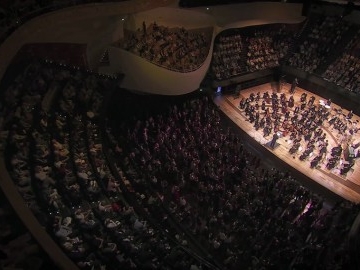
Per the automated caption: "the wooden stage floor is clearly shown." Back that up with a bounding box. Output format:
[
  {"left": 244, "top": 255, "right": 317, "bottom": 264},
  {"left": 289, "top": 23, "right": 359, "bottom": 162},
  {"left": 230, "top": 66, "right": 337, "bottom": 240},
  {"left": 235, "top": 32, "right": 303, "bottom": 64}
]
[{"left": 214, "top": 83, "right": 360, "bottom": 203}]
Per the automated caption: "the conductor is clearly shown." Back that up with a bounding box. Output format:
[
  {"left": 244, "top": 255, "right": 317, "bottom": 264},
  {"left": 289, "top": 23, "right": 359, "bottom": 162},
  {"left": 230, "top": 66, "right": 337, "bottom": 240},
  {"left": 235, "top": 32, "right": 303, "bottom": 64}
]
[{"left": 270, "top": 132, "right": 280, "bottom": 149}]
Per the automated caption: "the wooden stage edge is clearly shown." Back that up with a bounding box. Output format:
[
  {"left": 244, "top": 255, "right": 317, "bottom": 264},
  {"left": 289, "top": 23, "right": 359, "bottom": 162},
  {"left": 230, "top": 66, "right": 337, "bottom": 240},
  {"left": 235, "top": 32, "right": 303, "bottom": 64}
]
[{"left": 213, "top": 82, "right": 360, "bottom": 204}]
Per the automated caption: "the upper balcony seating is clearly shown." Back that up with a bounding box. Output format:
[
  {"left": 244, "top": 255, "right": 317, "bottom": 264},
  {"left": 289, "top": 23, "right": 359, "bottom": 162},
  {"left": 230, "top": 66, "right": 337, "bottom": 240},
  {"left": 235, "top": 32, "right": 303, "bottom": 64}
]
[{"left": 120, "top": 23, "right": 213, "bottom": 73}]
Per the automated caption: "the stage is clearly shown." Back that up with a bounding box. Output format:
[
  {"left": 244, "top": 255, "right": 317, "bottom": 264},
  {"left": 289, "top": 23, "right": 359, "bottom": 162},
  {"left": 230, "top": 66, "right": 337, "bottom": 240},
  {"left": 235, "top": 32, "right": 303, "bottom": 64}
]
[{"left": 214, "top": 82, "right": 360, "bottom": 203}]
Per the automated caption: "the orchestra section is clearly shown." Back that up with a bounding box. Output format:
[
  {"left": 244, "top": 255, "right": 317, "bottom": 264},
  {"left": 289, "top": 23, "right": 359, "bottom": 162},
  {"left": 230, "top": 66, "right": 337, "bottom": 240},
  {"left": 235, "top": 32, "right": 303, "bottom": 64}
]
[{"left": 214, "top": 82, "right": 360, "bottom": 203}]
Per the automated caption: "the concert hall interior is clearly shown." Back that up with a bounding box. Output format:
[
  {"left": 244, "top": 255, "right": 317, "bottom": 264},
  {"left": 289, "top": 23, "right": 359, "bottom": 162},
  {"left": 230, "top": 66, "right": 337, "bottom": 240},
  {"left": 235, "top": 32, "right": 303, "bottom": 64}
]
[{"left": 2, "top": 1, "right": 360, "bottom": 270}]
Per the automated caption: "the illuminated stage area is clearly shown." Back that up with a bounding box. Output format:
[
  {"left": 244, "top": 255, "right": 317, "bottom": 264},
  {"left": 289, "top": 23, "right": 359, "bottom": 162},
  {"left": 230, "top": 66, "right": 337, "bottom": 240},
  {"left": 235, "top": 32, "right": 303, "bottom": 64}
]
[{"left": 214, "top": 83, "right": 360, "bottom": 203}]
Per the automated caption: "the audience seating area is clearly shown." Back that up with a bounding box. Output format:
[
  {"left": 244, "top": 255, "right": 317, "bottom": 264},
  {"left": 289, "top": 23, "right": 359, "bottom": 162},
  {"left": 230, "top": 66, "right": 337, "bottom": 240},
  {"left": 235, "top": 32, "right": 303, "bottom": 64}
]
[
  {"left": 211, "top": 30, "right": 247, "bottom": 79},
  {"left": 1, "top": 61, "right": 212, "bottom": 269},
  {"left": 287, "top": 15, "right": 353, "bottom": 73},
  {"left": 322, "top": 29, "right": 360, "bottom": 94},
  {"left": 211, "top": 24, "right": 300, "bottom": 80},
  {"left": 120, "top": 22, "right": 213, "bottom": 72},
  {"left": 211, "top": 14, "right": 360, "bottom": 96}
]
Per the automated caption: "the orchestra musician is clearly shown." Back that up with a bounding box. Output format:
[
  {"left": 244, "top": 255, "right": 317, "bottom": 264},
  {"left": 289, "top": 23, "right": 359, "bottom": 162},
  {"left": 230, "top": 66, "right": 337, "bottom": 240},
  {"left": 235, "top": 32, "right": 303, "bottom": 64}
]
[
  {"left": 300, "top": 93, "right": 307, "bottom": 103},
  {"left": 239, "top": 87, "right": 359, "bottom": 177},
  {"left": 270, "top": 132, "right": 280, "bottom": 149},
  {"left": 288, "top": 96, "right": 294, "bottom": 108}
]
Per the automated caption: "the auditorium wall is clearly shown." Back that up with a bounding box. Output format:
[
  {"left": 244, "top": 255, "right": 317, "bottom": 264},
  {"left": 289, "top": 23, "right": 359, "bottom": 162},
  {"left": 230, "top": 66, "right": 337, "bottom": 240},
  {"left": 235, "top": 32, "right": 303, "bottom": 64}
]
[{"left": 192, "top": 2, "right": 303, "bottom": 27}]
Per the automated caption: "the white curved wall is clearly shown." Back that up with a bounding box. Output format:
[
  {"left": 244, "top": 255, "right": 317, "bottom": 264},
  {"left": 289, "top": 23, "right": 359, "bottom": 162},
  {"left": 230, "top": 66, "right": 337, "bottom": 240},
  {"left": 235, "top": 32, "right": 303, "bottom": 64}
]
[
  {"left": 109, "top": 39, "right": 214, "bottom": 95},
  {"left": 111, "top": 6, "right": 215, "bottom": 95}
]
